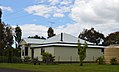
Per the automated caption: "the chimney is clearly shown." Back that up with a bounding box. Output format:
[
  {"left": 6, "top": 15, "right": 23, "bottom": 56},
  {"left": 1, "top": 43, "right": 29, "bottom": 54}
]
[{"left": 61, "top": 33, "right": 63, "bottom": 41}]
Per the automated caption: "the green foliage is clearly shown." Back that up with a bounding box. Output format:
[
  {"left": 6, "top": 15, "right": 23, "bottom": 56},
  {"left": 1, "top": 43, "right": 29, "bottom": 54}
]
[
  {"left": 0, "top": 56, "right": 21, "bottom": 63},
  {"left": 104, "top": 32, "right": 119, "bottom": 45},
  {"left": 23, "top": 56, "right": 31, "bottom": 63},
  {"left": 28, "top": 35, "right": 46, "bottom": 40},
  {"left": 5, "top": 26, "right": 14, "bottom": 48},
  {"left": 79, "top": 28, "right": 105, "bottom": 45},
  {"left": 77, "top": 40, "right": 87, "bottom": 66},
  {"left": 0, "top": 22, "right": 14, "bottom": 56},
  {"left": 96, "top": 56, "right": 105, "bottom": 64},
  {"left": 3, "top": 48, "right": 21, "bottom": 57},
  {"left": 47, "top": 27, "right": 56, "bottom": 38},
  {"left": 110, "top": 58, "right": 118, "bottom": 65},
  {"left": 42, "top": 52, "right": 55, "bottom": 64},
  {"left": 31, "top": 57, "right": 40, "bottom": 65},
  {"left": 15, "top": 25, "right": 22, "bottom": 48}
]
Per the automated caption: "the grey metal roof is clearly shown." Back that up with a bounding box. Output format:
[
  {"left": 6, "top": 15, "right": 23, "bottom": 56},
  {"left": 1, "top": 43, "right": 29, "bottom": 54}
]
[
  {"left": 20, "top": 33, "right": 105, "bottom": 48},
  {"left": 44, "top": 33, "right": 93, "bottom": 44},
  {"left": 20, "top": 38, "right": 45, "bottom": 44}
]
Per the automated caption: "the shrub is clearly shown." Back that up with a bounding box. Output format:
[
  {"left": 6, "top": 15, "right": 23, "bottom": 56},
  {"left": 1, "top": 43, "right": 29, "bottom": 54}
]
[
  {"left": 23, "top": 56, "right": 31, "bottom": 63},
  {"left": 42, "top": 52, "right": 55, "bottom": 64},
  {"left": 110, "top": 58, "right": 118, "bottom": 65},
  {"left": 31, "top": 57, "right": 40, "bottom": 65},
  {"left": 96, "top": 56, "right": 104, "bottom": 64},
  {"left": 0, "top": 56, "right": 22, "bottom": 63}
]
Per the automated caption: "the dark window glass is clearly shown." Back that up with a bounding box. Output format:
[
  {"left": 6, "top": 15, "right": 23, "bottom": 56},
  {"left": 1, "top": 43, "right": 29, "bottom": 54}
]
[{"left": 25, "top": 47, "right": 28, "bottom": 56}]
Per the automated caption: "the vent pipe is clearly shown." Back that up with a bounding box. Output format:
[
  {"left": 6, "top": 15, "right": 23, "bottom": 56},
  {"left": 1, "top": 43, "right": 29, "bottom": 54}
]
[{"left": 61, "top": 33, "right": 63, "bottom": 41}]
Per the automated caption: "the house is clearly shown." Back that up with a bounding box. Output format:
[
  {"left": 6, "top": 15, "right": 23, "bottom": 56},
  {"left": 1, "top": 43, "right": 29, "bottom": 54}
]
[{"left": 20, "top": 33, "right": 104, "bottom": 62}]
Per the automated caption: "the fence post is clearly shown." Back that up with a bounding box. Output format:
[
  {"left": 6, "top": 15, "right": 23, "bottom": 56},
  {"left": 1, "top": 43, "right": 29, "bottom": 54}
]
[
  {"left": 93, "top": 56, "right": 95, "bottom": 63},
  {"left": 70, "top": 56, "right": 72, "bottom": 63}
]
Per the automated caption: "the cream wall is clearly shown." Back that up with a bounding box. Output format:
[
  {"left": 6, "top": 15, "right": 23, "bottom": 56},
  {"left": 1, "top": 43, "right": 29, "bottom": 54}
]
[
  {"left": 54, "top": 47, "right": 79, "bottom": 62},
  {"left": 45, "top": 47, "right": 55, "bottom": 56},
  {"left": 53, "top": 47, "right": 103, "bottom": 62},
  {"left": 85, "top": 48, "right": 103, "bottom": 61},
  {"left": 34, "top": 48, "right": 42, "bottom": 61}
]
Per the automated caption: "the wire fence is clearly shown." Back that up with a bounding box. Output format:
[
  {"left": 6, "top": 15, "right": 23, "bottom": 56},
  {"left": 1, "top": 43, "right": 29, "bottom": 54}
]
[{"left": 34, "top": 56, "right": 99, "bottom": 63}]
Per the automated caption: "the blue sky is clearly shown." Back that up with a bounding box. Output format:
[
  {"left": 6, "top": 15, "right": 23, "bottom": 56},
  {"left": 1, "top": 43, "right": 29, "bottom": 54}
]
[
  {"left": 1, "top": 0, "right": 74, "bottom": 27},
  {"left": 0, "top": 0, "right": 119, "bottom": 38}
]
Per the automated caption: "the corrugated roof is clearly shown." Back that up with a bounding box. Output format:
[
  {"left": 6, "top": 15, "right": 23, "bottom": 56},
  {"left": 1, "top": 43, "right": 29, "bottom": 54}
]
[
  {"left": 44, "top": 33, "right": 93, "bottom": 44},
  {"left": 20, "top": 38, "right": 45, "bottom": 44}
]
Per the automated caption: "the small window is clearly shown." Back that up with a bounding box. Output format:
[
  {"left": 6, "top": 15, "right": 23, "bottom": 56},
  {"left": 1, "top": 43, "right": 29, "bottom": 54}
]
[
  {"left": 41, "top": 48, "right": 45, "bottom": 55},
  {"left": 25, "top": 47, "right": 28, "bottom": 56}
]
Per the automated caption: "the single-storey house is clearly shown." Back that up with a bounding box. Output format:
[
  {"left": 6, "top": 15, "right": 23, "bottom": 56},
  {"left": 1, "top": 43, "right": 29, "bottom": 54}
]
[{"left": 20, "top": 33, "right": 104, "bottom": 62}]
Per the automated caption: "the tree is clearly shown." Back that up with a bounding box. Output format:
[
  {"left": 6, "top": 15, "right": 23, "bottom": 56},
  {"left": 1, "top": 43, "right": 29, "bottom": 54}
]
[
  {"left": 15, "top": 25, "right": 22, "bottom": 48},
  {"left": 104, "top": 32, "right": 119, "bottom": 45},
  {"left": 79, "top": 28, "right": 105, "bottom": 45},
  {"left": 0, "top": 23, "right": 14, "bottom": 55},
  {"left": 28, "top": 35, "right": 46, "bottom": 40},
  {"left": 0, "top": 22, "right": 5, "bottom": 56},
  {"left": 47, "top": 27, "right": 56, "bottom": 38},
  {"left": 77, "top": 40, "right": 87, "bottom": 66},
  {"left": 0, "top": 8, "right": 2, "bottom": 23},
  {"left": 5, "top": 26, "right": 14, "bottom": 48}
]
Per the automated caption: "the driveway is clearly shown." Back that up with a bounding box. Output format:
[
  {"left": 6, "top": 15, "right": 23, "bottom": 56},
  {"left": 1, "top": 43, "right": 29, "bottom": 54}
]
[{"left": 0, "top": 68, "right": 33, "bottom": 72}]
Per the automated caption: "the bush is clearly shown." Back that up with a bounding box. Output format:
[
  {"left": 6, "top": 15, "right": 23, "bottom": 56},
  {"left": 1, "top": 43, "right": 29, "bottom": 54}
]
[
  {"left": 42, "top": 52, "right": 55, "bottom": 64},
  {"left": 110, "top": 58, "right": 118, "bottom": 65},
  {"left": 0, "top": 56, "right": 22, "bottom": 63},
  {"left": 31, "top": 57, "right": 40, "bottom": 65},
  {"left": 96, "top": 56, "right": 105, "bottom": 64},
  {"left": 23, "top": 56, "right": 31, "bottom": 63}
]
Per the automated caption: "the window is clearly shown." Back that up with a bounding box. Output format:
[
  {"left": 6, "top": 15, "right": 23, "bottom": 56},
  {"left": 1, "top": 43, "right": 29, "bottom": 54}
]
[
  {"left": 41, "top": 48, "right": 45, "bottom": 55},
  {"left": 25, "top": 47, "right": 28, "bottom": 56}
]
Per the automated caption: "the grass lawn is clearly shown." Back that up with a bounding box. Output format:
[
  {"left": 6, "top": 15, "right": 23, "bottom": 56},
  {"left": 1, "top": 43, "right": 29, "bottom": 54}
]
[{"left": 0, "top": 63, "right": 119, "bottom": 72}]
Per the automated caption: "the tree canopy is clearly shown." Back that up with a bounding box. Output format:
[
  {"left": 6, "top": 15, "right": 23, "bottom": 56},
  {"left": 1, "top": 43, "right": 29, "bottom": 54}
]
[
  {"left": 15, "top": 25, "right": 22, "bottom": 48},
  {"left": 0, "top": 22, "right": 14, "bottom": 55},
  {"left": 104, "top": 32, "right": 119, "bottom": 45},
  {"left": 47, "top": 27, "right": 56, "bottom": 38},
  {"left": 28, "top": 35, "right": 46, "bottom": 40},
  {"left": 79, "top": 28, "right": 105, "bottom": 45}
]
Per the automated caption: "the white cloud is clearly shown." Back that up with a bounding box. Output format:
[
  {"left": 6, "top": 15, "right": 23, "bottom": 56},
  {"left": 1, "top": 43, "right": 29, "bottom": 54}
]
[
  {"left": 24, "top": 5, "right": 52, "bottom": 18},
  {"left": 0, "top": 6, "right": 13, "bottom": 12},
  {"left": 22, "top": 0, "right": 119, "bottom": 38},
  {"left": 24, "top": 0, "right": 74, "bottom": 18},
  {"left": 19, "top": 24, "right": 48, "bottom": 38},
  {"left": 68, "top": 0, "right": 119, "bottom": 36},
  {"left": 53, "top": 13, "right": 64, "bottom": 17}
]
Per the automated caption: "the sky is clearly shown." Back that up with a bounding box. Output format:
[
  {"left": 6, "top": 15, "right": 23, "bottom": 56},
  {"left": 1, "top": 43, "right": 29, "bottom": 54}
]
[{"left": 0, "top": 0, "right": 119, "bottom": 38}]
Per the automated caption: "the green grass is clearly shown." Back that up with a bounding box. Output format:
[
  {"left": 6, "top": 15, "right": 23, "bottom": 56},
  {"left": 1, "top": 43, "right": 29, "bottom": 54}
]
[{"left": 0, "top": 63, "right": 119, "bottom": 72}]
